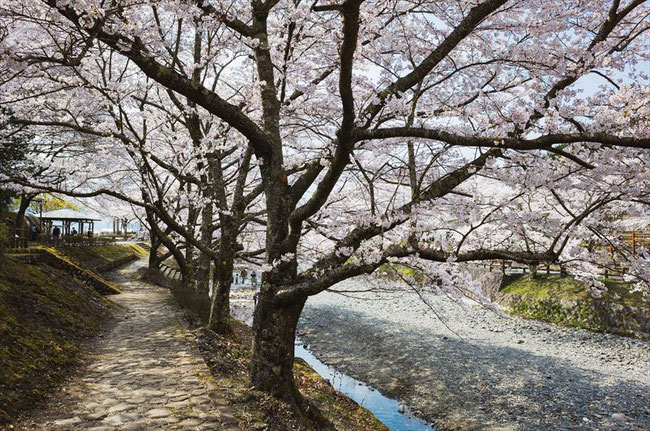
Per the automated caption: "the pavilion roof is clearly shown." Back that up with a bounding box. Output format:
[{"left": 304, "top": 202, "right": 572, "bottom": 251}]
[{"left": 40, "top": 209, "right": 102, "bottom": 221}]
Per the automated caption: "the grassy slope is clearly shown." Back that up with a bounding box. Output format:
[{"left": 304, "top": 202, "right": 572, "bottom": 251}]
[
  {"left": 196, "top": 319, "right": 389, "bottom": 431},
  {"left": 502, "top": 274, "right": 647, "bottom": 307},
  {"left": 0, "top": 256, "right": 113, "bottom": 424},
  {"left": 501, "top": 274, "right": 649, "bottom": 337},
  {"left": 48, "top": 244, "right": 146, "bottom": 272}
]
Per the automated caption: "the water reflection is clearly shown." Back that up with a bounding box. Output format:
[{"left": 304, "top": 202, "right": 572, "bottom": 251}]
[{"left": 295, "top": 340, "right": 435, "bottom": 431}]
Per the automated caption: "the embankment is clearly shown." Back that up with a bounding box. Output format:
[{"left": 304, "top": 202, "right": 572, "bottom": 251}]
[
  {"left": 0, "top": 244, "right": 145, "bottom": 425},
  {"left": 499, "top": 274, "right": 650, "bottom": 340}
]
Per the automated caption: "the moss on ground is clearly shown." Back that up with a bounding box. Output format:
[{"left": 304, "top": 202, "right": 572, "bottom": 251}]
[
  {"left": 195, "top": 318, "right": 389, "bottom": 431},
  {"left": 502, "top": 274, "right": 647, "bottom": 307},
  {"left": 294, "top": 359, "right": 389, "bottom": 430},
  {"left": 502, "top": 274, "right": 588, "bottom": 300},
  {"left": 376, "top": 263, "right": 426, "bottom": 284},
  {"left": 0, "top": 256, "right": 113, "bottom": 424},
  {"left": 44, "top": 244, "right": 146, "bottom": 272},
  {"left": 502, "top": 274, "right": 649, "bottom": 338}
]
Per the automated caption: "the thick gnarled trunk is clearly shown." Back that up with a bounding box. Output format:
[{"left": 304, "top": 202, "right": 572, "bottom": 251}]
[
  {"left": 251, "top": 288, "right": 334, "bottom": 429},
  {"left": 208, "top": 256, "right": 232, "bottom": 334},
  {"left": 251, "top": 295, "right": 304, "bottom": 395}
]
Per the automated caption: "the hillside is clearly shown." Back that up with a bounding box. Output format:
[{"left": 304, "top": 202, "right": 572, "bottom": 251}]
[{"left": 0, "top": 251, "right": 116, "bottom": 424}]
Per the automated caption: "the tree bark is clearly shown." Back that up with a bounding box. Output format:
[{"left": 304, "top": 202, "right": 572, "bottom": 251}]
[
  {"left": 251, "top": 293, "right": 304, "bottom": 396},
  {"left": 207, "top": 213, "right": 235, "bottom": 334},
  {"left": 15, "top": 193, "right": 33, "bottom": 231},
  {"left": 148, "top": 232, "right": 161, "bottom": 271},
  {"left": 208, "top": 255, "right": 232, "bottom": 334},
  {"left": 196, "top": 203, "right": 213, "bottom": 293},
  {"left": 251, "top": 289, "right": 334, "bottom": 429}
]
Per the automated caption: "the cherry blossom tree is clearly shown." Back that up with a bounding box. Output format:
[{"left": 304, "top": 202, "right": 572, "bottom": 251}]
[
  {"left": 1, "top": 0, "right": 649, "bottom": 426},
  {"left": 0, "top": 13, "right": 270, "bottom": 333}
]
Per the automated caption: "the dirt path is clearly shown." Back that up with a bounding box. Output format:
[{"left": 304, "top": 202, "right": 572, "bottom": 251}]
[
  {"left": 297, "top": 283, "right": 650, "bottom": 431},
  {"left": 13, "top": 259, "right": 238, "bottom": 431}
]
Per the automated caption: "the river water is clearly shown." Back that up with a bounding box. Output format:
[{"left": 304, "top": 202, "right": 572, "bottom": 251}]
[{"left": 295, "top": 340, "right": 435, "bottom": 431}]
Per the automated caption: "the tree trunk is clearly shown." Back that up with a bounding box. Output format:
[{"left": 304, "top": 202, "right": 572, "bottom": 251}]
[
  {"left": 251, "top": 290, "right": 334, "bottom": 429},
  {"left": 208, "top": 255, "right": 232, "bottom": 334},
  {"left": 15, "top": 193, "right": 32, "bottom": 229},
  {"left": 148, "top": 233, "right": 161, "bottom": 271},
  {"left": 196, "top": 203, "right": 213, "bottom": 293},
  {"left": 251, "top": 293, "right": 304, "bottom": 396},
  {"left": 208, "top": 217, "right": 234, "bottom": 334},
  {"left": 183, "top": 240, "right": 195, "bottom": 286}
]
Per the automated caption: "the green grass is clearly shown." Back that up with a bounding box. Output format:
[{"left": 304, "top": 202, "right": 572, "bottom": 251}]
[
  {"left": 0, "top": 256, "right": 112, "bottom": 424},
  {"left": 376, "top": 263, "right": 426, "bottom": 284},
  {"left": 600, "top": 278, "right": 648, "bottom": 308},
  {"left": 44, "top": 244, "right": 146, "bottom": 272},
  {"left": 502, "top": 274, "right": 647, "bottom": 307},
  {"left": 502, "top": 274, "right": 649, "bottom": 339},
  {"left": 502, "top": 274, "right": 588, "bottom": 300}
]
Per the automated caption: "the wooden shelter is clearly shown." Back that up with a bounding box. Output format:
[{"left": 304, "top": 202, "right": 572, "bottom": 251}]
[{"left": 40, "top": 209, "right": 102, "bottom": 236}]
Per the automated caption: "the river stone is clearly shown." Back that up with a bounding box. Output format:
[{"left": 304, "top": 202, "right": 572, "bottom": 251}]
[
  {"left": 107, "top": 403, "right": 136, "bottom": 413},
  {"left": 53, "top": 417, "right": 82, "bottom": 426},
  {"left": 146, "top": 408, "right": 173, "bottom": 418}
]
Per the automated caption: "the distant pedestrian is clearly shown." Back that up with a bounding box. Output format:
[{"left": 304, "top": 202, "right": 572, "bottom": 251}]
[
  {"left": 30, "top": 224, "right": 38, "bottom": 241},
  {"left": 71, "top": 227, "right": 78, "bottom": 236},
  {"left": 240, "top": 268, "right": 248, "bottom": 285},
  {"left": 251, "top": 272, "right": 257, "bottom": 288},
  {"left": 52, "top": 226, "right": 61, "bottom": 246}
]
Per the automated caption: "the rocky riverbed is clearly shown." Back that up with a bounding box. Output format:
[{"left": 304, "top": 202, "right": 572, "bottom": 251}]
[{"left": 296, "top": 282, "right": 650, "bottom": 431}]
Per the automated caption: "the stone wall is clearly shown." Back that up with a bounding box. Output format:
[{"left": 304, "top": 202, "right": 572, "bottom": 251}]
[{"left": 467, "top": 266, "right": 504, "bottom": 302}]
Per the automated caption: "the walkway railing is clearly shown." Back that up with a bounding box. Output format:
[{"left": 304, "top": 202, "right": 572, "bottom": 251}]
[
  {"left": 620, "top": 230, "right": 650, "bottom": 254},
  {"left": 477, "top": 261, "right": 627, "bottom": 280},
  {"left": 159, "top": 263, "right": 182, "bottom": 282}
]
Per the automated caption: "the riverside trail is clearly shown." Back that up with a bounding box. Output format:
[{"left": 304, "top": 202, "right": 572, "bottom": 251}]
[{"left": 13, "top": 258, "right": 239, "bottom": 431}]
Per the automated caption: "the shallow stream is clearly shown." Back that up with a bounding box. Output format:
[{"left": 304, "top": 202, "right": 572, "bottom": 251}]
[{"left": 294, "top": 340, "right": 435, "bottom": 431}]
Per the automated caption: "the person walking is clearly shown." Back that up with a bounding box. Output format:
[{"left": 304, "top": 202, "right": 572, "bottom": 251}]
[
  {"left": 52, "top": 225, "right": 61, "bottom": 246},
  {"left": 30, "top": 223, "right": 38, "bottom": 241},
  {"left": 240, "top": 268, "right": 247, "bottom": 285}
]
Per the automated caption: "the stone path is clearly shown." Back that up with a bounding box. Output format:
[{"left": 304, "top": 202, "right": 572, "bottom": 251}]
[{"left": 14, "top": 259, "right": 239, "bottom": 431}]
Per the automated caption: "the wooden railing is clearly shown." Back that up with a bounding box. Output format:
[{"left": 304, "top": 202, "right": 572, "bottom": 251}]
[
  {"left": 159, "top": 263, "right": 182, "bottom": 281},
  {"left": 8, "top": 228, "right": 28, "bottom": 249},
  {"left": 620, "top": 230, "right": 650, "bottom": 254},
  {"left": 479, "top": 261, "right": 627, "bottom": 280}
]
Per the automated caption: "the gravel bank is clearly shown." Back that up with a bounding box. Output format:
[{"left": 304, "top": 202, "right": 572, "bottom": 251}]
[{"left": 297, "top": 282, "right": 650, "bottom": 431}]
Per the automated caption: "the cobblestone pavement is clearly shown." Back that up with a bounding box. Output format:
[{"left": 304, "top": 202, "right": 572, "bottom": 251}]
[{"left": 14, "top": 259, "right": 239, "bottom": 431}]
